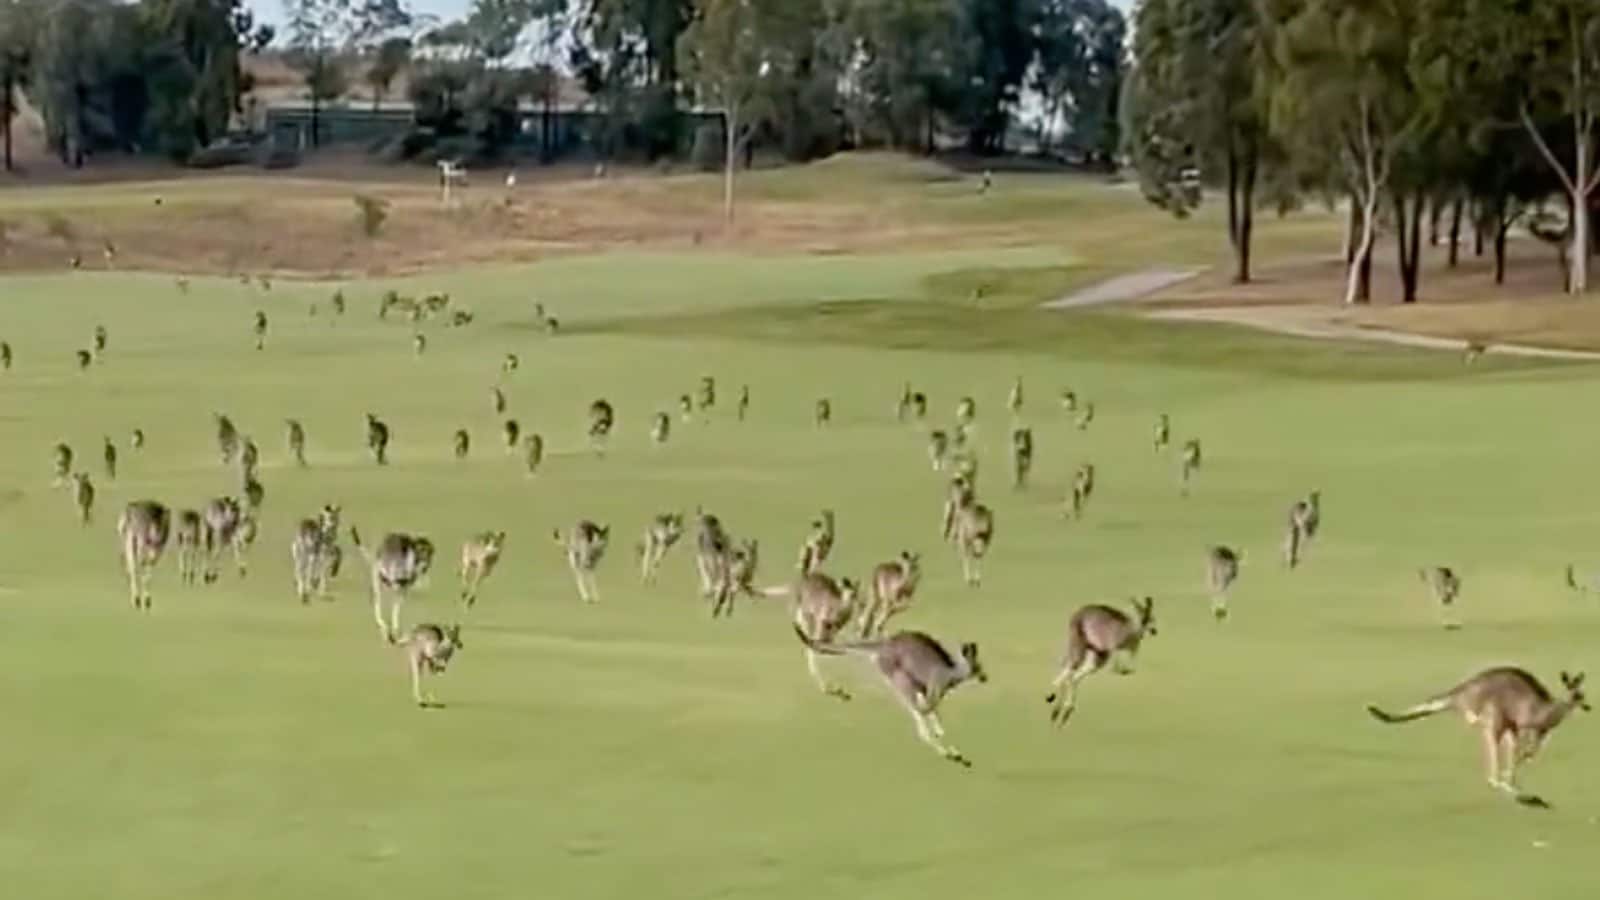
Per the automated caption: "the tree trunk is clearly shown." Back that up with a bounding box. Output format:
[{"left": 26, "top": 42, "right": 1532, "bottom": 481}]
[
  {"left": 1448, "top": 198, "right": 1463, "bottom": 268},
  {"left": 1345, "top": 189, "right": 1379, "bottom": 306},
  {"left": 1494, "top": 221, "right": 1509, "bottom": 284},
  {"left": 1573, "top": 189, "right": 1591, "bottom": 294},
  {"left": 1236, "top": 152, "right": 1256, "bottom": 283},
  {"left": 311, "top": 93, "right": 321, "bottom": 149},
  {"left": 723, "top": 104, "right": 737, "bottom": 226},
  {"left": 1395, "top": 190, "right": 1424, "bottom": 303},
  {"left": 1428, "top": 198, "right": 1442, "bottom": 246},
  {"left": 1343, "top": 196, "right": 1358, "bottom": 264},
  {"left": 541, "top": 86, "right": 553, "bottom": 163},
  {"left": 1, "top": 71, "right": 12, "bottom": 172}
]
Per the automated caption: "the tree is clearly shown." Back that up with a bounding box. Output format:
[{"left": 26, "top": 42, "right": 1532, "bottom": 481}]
[
  {"left": 1262, "top": 0, "right": 1423, "bottom": 305},
  {"left": 1126, "top": 0, "right": 1276, "bottom": 284},
  {"left": 366, "top": 36, "right": 411, "bottom": 111},
  {"left": 679, "top": 0, "right": 795, "bottom": 224},
  {"left": 286, "top": 0, "right": 411, "bottom": 147},
  {"left": 843, "top": 0, "right": 964, "bottom": 152},
  {"left": 1033, "top": 0, "right": 1124, "bottom": 162},
  {"left": 0, "top": 0, "right": 39, "bottom": 171},
  {"left": 1494, "top": 0, "right": 1600, "bottom": 294},
  {"left": 951, "top": 0, "right": 1034, "bottom": 154}
]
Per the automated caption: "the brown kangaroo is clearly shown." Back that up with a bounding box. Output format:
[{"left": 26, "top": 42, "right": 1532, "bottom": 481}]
[
  {"left": 1368, "top": 668, "right": 1588, "bottom": 804},
  {"left": 1045, "top": 597, "right": 1156, "bottom": 726}
]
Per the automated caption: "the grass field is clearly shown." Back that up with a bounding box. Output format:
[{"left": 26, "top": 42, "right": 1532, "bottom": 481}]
[{"left": 3, "top": 162, "right": 1600, "bottom": 899}]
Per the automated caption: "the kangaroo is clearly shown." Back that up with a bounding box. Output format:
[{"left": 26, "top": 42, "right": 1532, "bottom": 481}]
[
  {"left": 453, "top": 429, "right": 471, "bottom": 460},
  {"left": 175, "top": 509, "right": 204, "bottom": 585},
  {"left": 588, "top": 400, "right": 614, "bottom": 454},
  {"left": 331, "top": 289, "right": 346, "bottom": 317},
  {"left": 502, "top": 419, "right": 520, "bottom": 452},
  {"left": 252, "top": 310, "right": 268, "bottom": 350},
  {"left": 130, "top": 428, "right": 145, "bottom": 451},
  {"left": 1060, "top": 389, "right": 1077, "bottom": 413},
  {"left": 285, "top": 419, "right": 306, "bottom": 467},
  {"left": 201, "top": 496, "right": 251, "bottom": 582},
  {"left": 92, "top": 324, "right": 107, "bottom": 359},
  {"left": 793, "top": 627, "right": 987, "bottom": 767},
  {"left": 1045, "top": 597, "right": 1156, "bottom": 726},
  {"left": 351, "top": 527, "right": 436, "bottom": 642},
  {"left": 1154, "top": 413, "right": 1170, "bottom": 452},
  {"left": 51, "top": 442, "right": 73, "bottom": 486},
  {"left": 75, "top": 349, "right": 92, "bottom": 371},
  {"left": 677, "top": 394, "right": 694, "bottom": 423},
  {"left": 859, "top": 551, "right": 921, "bottom": 638},
  {"left": 412, "top": 333, "right": 427, "bottom": 356},
  {"left": 398, "top": 623, "right": 463, "bottom": 708},
  {"left": 242, "top": 473, "right": 265, "bottom": 514},
  {"left": 927, "top": 429, "right": 949, "bottom": 471},
  {"left": 1420, "top": 566, "right": 1463, "bottom": 629},
  {"left": 896, "top": 382, "right": 914, "bottom": 422},
  {"left": 366, "top": 414, "right": 391, "bottom": 465},
  {"left": 1207, "top": 545, "right": 1241, "bottom": 621},
  {"left": 737, "top": 384, "right": 750, "bottom": 421},
  {"left": 70, "top": 472, "right": 95, "bottom": 525},
  {"left": 524, "top": 433, "right": 544, "bottom": 476},
  {"left": 637, "top": 513, "right": 684, "bottom": 585},
  {"left": 239, "top": 437, "right": 260, "bottom": 481},
  {"left": 1074, "top": 401, "right": 1095, "bottom": 431},
  {"left": 1068, "top": 463, "right": 1095, "bottom": 520},
  {"left": 290, "top": 505, "right": 342, "bottom": 603},
  {"left": 781, "top": 572, "right": 863, "bottom": 699},
  {"left": 651, "top": 411, "right": 671, "bottom": 445},
  {"left": 710, "top": 539, "right": 759, "bottom": 618},
  {"left": 1007, "top": 376, "right": 1024, "bottom": 416},
  {"left": 814, "top": 397, "right": 832, "bottom": 427},
  {"left": 215, "top": 414, "right": 240, "bottom": 464},
  {"left": 503, "top": 353, "right": 520, "bottom": 373},
  {"left": 950, "top": 493, "right": 994, "bottom": 587},
  {"left": 694, "top": 510, "right": 732, "bottom": 599},
  {"left": 102, "top": 437, "right": 117, "bottom": 480},
  {"left": 555, "top": 521, "right": 609, "bottom": 603},
  {"left": 491, "top": 386, "right": 507, "bottom": 415},
  {"left": 1, "top": 340, "right": 10, "bottom": 370},
  {"left": 118, "top": 500, "right": 172, "bottom": 610},
  {"left": 698, "top": 375, "right": 716, "bottom": 413},
  {"left": 797, "top": 509, "right": 836, "bottom": 576},
  {"left": 1368, "top": 668, "right": 1589, "bottom": 802},
  {"left": 459, "top": 530, "right": 506, "bottom": 607},
  {"left": 1180, "top": 439, "right": 1202, "bottom": 495},
  {"left": 1011, "top": 427, "right": 1033, "bottom": 490},
  {"left": 1284, "top": 491, "right": 1321, "bottom": 569}
]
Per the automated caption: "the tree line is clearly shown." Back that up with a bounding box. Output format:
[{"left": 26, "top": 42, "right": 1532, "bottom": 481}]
[
  {"left": 0, "top": 0, "right": 1127, "bottom": 174},
  {"left": 1126, "top": 0, "right": 1600, "bottom": 299}
]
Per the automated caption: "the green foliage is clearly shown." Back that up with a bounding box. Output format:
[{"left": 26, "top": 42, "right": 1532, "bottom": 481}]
[{"left": 353, "top": 193, "right": 389, "bottom": 237}]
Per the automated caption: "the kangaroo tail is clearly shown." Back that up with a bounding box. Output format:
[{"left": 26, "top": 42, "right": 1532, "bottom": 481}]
[
  {"left": 1367, "top": 694, "right": 1452, "bottom": 724},
  {"left": 791, "top": 624, "right": 882, "bottom": 657},
  {"left": 348, "top": 527, "right": 376, "bottom": 565}
]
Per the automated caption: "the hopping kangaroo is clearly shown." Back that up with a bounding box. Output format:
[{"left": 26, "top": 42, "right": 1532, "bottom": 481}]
[
  {"left": 555, "top": 521, "right": 609, "bottom": 603},
  {"left": 1011, "top": 427, "right": 1033, "bottom": 489},
  {"left": 70, "top": 472, "right": 95, "bottom": 524},
  {"left": 1368, "top": 668, "right": 1589, "bottom": 801},
  {"left": 637, "top": 513, "right": 684, "bottom": 585},
  {"left": 1045, "top": 597, "right": 1157, "bottom": 726},
  {"left": 351, "top": 527, "right": 436, "bottom": 642},
  {"left": 858, "top": 551, "right": 921, "bottom": 638},
  {"left": 797, "top": 509, "right": 836, "bottom": 576},
  {"left": 458, "top": 530, "right": 506, "bottom": 607},
  {"left": 1420, "top": 566, "right": 1462, "bottom": 628},
  {"left": 290, "top": 505, "right": 343, "bottom": 603},
  {"left": 1068, "top": 463, "right": 1095, "bottom": 520},
  {"left": 1207, "top": 545, "right": 1241, "bottom": 621},
  {"left": 946, "top": 487, "right": 995, "bottom": 587},
  {"left": 709, "top": 538, "right": 759, "bottom": 617},
  {"left": 285, "top": 419, "right": 306, "bottom": 467},
  {"left": 588, "top": 400, "right": 614, "bottom": 454},
  {"left": 793, "top": 627, "right": 987, "bottom": 767},
  {"left": 366, "top": 414, "right": 391, "bottom": 465},
  {"left": 215, "top": 413, "right": 240, "bottom": 464},
  {"left": 118, "top": 500, "right": 172, "bottom": 610},
  {"left": 397, "top": 623, "right": 463, "bottom": 708},
  {"left": 1179, "top": 439, "right": 1202, "bottom": 495},
  {"left": 1283, "top": 491, "right": 1321, "bottom": 569},
  {"left": 175, "top": 509, "right": 203, "bottom": 585},
  {"left": 201, "top": 496, "right": 251, "bottom": 582},
  {"left": 782, "top": 572, "right": 863, "bottom": 699},
  {"left": 694, "top": 510, "right": 732, "bottom": 599}
]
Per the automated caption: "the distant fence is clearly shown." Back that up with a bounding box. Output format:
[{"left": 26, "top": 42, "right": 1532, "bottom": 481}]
[{"left": 264, "top": 105, "right": 724, "bottom": 159}]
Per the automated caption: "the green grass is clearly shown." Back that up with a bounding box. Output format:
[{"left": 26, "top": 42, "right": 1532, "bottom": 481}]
[{"left": 3, "top": 226, "right": 1600, "bottom": 897}]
